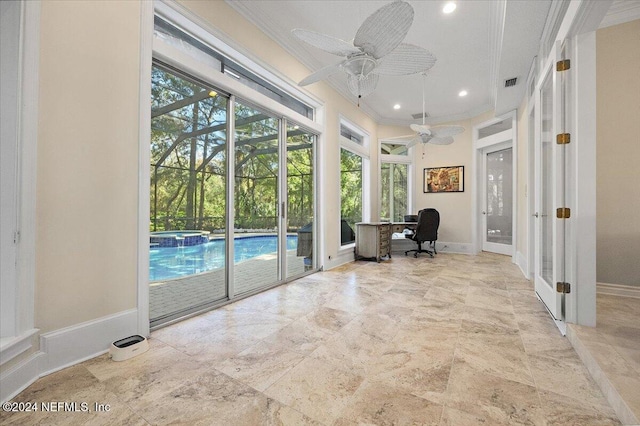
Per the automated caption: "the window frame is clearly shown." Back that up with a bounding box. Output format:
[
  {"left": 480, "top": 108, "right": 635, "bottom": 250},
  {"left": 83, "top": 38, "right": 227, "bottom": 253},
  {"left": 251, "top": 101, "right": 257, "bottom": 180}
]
[
  {"left": 379, "top": 139, "right": 413, "bottom": 224},
  {"left": 0, "top": 0, "right": 39, "bottom": 365},
  {"left": 338, "top": 118, "right": 370, "bottom": 250}
]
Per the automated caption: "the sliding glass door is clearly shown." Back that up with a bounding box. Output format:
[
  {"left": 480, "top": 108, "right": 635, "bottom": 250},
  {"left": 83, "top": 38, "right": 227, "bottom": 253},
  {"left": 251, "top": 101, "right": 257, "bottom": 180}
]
[
  {"left": 286, "top": 124, "right": 315, "bottom": 278},
  {"left": 233, "top": 102, "right": 280, "bottom": 295},
  {"left": 149, "top": 67, "right": 316, "bottom": 325},
  {"left": 150, "top": 64, "right": 228, "bottom": 325}
]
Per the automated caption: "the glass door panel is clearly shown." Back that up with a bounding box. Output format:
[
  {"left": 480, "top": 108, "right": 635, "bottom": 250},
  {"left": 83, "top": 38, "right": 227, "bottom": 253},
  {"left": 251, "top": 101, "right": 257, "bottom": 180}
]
[
  {"left": 286, "top": 124, "right": 315, "bottom": 278},
  {"left": 149, "top": 64, "right": 228, "bottom": 326},
  {"left": 381, "top": 163, "right": 408, "bottom": 222},
  {"left": 233, "top": 101, "right": 279, "bottom": 294},
  {"left": 540, "top": 82, "right": 554, "bottom": 286},
  {"left": 340, "top": 149, "right": 362, "bottom": 245},
  {"left": 483, "top": 147, "right": 513, "bottom": 254}
]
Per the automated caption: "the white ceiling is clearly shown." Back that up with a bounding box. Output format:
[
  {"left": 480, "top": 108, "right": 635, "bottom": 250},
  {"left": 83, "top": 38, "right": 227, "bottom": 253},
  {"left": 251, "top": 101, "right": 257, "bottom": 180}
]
[{"left": 226, "top": 0, "right": 638, "bottom": 126}]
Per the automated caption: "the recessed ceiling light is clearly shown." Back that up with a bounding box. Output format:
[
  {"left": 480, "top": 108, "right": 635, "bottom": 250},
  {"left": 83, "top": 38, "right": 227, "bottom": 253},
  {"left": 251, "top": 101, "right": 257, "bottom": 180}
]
[
  {"left": 458, "top": 90, "right": 468, "bottom": 97},
  {"left": 393, "top": 104, "right": 401, "bottom": 110},
  {"left": 443, "top": 2, "right": 457, "bottom": 14}
]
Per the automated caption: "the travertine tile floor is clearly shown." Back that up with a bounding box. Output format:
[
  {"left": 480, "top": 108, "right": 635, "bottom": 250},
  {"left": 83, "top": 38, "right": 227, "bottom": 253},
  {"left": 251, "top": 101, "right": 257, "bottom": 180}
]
[
  {"left": 1, "top": 253, "right": 623, "bottom": 425},
  {"left": 568, "top": 294, "right": 640, "bottom": 425}
]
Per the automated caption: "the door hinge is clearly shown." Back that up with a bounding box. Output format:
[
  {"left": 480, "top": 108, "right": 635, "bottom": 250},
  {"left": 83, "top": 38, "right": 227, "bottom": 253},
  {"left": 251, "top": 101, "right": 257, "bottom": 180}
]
[
  {"left": 556, "top": 282, "right": 571, "bottom": 294},
  {"left": 556, "top": 59, "right": 571, "bottom": 71},
  {"left": 556, "top": 207, "right": 571, "bottom": 219},
  {"left": 556, "top": 133, "right": 571, "bottom": 144}
]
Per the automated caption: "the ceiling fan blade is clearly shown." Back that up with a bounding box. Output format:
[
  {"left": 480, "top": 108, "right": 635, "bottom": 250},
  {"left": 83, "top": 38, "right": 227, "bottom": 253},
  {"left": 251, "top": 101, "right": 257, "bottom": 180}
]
[
  {"left": 353, "top": 1, "right": 414, "bottom": 59},
  {"left": 347, "top": 73, "right": 379, "bottom": 98},
  {"left": 429, "top": 136, "right": 454, "bottom": 145},
  {"left": 298, "top": 61, "right": 343, "bottom": 86},
  {"left": 374, "top": 43, "right": 437, "bottom": 75},
  {"left": 430, "top": 125, "right": 465, "bottom": 137},
  {"left": 292, "top": 29, "right": 360, "bottom": 57},
  {"left": 410, "top": 123, "right": 431, "bottom": 135},
  {"left": 406, "top": 136, "right": 422, "bottom": 149}
]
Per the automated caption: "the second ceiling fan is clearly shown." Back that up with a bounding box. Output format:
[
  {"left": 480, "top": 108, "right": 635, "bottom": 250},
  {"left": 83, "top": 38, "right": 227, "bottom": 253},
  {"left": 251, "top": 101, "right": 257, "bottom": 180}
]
[
  {"left": 292, "top": 0, "right": 437, "bottom": 99},
  {"left": 405, "top": 73, "right": 465, "bottom": 149}
]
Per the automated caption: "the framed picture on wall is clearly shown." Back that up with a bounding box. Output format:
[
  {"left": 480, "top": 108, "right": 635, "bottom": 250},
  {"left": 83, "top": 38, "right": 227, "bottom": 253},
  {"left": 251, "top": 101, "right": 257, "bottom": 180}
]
[{"left": 424, "top": 166, "right": 464, "bottom": 193}]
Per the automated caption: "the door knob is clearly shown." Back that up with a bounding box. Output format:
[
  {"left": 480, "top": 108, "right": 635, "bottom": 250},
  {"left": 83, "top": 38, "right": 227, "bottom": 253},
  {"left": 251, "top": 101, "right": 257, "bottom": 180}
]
[
  {"left": 533, "top": 212, "right": 539, "bottom": 218},
  {"left": 482, "top": 211, "right": 486, "bottom": 215}
]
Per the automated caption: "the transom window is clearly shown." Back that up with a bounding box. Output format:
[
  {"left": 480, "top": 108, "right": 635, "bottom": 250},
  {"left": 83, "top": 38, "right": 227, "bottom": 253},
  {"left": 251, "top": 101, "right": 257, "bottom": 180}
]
[{"left": 154, "top": 16, "right": 313, "bottom": 119}]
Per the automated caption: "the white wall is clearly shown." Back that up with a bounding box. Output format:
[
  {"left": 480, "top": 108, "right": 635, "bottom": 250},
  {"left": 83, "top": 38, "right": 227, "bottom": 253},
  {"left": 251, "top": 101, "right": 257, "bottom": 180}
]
[
  {"left": 596, "top": 19, "right": 640, "bottom": 287},
  {"left": 35, "top": 0, "right": 142, "bottom": 332}
]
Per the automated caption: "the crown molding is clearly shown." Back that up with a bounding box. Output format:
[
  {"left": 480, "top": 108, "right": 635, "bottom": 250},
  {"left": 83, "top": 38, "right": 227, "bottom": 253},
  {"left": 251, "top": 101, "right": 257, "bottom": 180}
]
[
  {"left": 599, "top": 0, "right": 640, "bottom": 28},
  {"left": 377, "top": 103, "right": 493, "bottom": 127},
  {"left": 488, "top": 0, "right": 507, "bottom": 111}
]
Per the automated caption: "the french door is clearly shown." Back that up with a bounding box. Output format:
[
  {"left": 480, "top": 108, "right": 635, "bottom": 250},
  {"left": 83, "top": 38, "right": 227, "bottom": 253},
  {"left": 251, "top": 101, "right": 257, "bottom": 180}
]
[
  {"left": 481, "top": 144, "right": 513, "bottom": 255},
  {"left": 534, "top": 42, "right": 568, "bottom": 320}
]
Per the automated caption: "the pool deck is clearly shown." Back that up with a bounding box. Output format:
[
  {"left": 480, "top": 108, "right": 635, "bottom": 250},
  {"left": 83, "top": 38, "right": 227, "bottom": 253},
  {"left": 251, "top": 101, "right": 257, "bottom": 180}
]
[{"left": 150, "top": 250, "right": 308, "bottom": 322}]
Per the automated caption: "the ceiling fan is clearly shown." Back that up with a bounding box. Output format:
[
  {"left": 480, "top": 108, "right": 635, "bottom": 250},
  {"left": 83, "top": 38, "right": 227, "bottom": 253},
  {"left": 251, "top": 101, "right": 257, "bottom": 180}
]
[
  {"left": 405, "top": 73, "right": 464, "bottom": 149},
  {"left": 291, "top": 0, "right": 437, "bottom": 100}
]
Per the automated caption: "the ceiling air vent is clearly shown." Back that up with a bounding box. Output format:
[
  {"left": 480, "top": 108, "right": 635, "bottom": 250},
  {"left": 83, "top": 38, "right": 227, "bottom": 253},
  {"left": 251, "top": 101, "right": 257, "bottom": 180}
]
[
  {"left": 504, "top": 77, "right": 518, "bottom": 88},
  {"left": 411, "top": 112, "right": 429, "bottom": 120}
]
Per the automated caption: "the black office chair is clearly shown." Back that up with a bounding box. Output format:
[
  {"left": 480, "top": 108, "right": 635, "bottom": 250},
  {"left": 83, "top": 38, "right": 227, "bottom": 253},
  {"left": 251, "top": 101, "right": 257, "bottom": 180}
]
[{"left": 405, "top": 208, "right": 439, "bottom": 258}]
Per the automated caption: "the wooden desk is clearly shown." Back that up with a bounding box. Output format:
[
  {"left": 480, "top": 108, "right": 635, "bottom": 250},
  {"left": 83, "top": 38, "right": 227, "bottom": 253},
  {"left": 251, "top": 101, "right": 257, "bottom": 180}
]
[
  {"left": 355, "top": 222, "right": 418, "bottom": 262},
  {"left": 390, "top": 222, "right": 417, "bottom": 233},
  {"left": 355, "top": 222, "right": 391, "bottom": 262}
]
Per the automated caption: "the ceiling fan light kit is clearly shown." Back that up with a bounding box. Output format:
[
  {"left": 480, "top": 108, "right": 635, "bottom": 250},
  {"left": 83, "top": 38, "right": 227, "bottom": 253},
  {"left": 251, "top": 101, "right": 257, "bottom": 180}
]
[
  {"left": 292, "top": 0, "right": 437, "bottom": 99},
  {"left": 341, "top": 55, "right": 377, "bottom": 78}
]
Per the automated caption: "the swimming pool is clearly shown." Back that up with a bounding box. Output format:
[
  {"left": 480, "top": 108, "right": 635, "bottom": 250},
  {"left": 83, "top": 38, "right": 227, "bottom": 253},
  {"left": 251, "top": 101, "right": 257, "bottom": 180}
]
[{"left": 149, "top": 235, "right": 298, "bottom": 281}]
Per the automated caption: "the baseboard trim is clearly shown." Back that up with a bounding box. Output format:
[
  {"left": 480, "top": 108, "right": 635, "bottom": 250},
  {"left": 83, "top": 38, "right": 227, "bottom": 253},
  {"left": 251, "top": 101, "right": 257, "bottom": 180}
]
[
  {"left": 597, "top": 282, "right": 640, "bottom": 299},
  {"left": 389, "top": 240, "right": 475, "bottom": 256},
  {"left": 0, "top": 351, "right": 45, "bottom": 403},
  {"left": 515, "top": 251, "right": 530, "bottom": 279},
  {"left": 0, "top": 329, "right": 39, "bottom": 365},
  {"left": 39, "top": 308, "right": 138, "bottom": 376},
  {"left": 325, "top": 247, "right": 356, "bottom": 270},
  {"left": 433, "top": 242, "right": 474, "bottom": 255}
]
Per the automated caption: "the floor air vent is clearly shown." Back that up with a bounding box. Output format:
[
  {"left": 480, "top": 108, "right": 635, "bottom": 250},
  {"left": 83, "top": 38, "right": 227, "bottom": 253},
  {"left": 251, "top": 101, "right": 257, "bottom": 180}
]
[{"left": 504, "top": 77, "right": 518, "bottom": 87}]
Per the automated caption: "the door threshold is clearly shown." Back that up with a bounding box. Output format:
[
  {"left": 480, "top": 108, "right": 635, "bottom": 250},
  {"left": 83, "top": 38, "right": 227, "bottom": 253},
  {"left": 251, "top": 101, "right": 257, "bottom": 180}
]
[{"left": 535, "top": 291, "right": 567, "bottom": 336}]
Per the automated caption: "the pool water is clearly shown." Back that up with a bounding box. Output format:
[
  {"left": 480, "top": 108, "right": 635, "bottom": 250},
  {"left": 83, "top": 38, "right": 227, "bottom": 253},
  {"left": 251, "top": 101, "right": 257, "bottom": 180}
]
[{"left": 149, "top": 235, "right": 298, "bottom": 281}]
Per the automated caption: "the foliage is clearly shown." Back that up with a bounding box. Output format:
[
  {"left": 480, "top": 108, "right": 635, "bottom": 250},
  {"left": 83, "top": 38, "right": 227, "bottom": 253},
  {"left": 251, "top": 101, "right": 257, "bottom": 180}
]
[
  {"left": 150, "top": 65, "right": 314, "bottom": 233},
  {"left": 380, "top": 162, "right": 408, "bottom": 222},
  {"left": 340, "top": 148, "right": 363, "bottom": 230}
]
